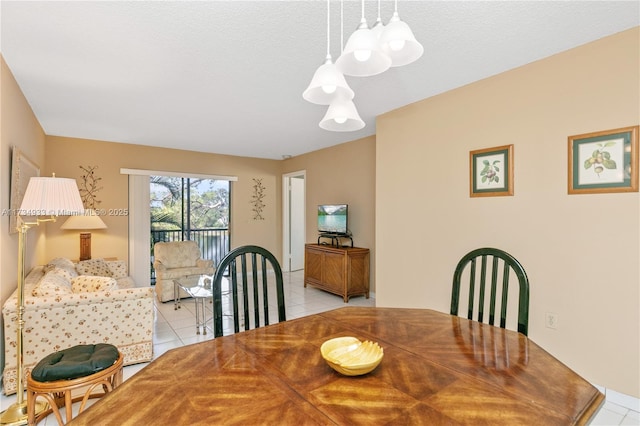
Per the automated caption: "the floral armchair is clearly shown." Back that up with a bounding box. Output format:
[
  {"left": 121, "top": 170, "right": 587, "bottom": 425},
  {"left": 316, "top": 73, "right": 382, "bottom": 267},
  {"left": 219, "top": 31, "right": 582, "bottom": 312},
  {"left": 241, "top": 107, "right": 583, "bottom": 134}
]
[{"left": 153, "top": 241, "right": 215, "bottom": 303}]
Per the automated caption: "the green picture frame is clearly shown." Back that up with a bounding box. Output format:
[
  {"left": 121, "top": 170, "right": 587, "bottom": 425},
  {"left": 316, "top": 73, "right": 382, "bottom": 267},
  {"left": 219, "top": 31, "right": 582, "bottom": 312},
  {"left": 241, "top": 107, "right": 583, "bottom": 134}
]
[
  {"left": 470, "top": 144, "right": 514, "bottom": 198},
  {"left": 568, "top": 126, "right": 638, "bottom": 194}
]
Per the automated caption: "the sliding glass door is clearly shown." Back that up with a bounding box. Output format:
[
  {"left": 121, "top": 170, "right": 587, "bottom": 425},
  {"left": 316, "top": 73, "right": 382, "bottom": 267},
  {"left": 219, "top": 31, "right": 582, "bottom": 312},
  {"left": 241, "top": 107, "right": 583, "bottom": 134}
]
[{"left": 150, "top": 176, "right": 230, "bottom": 283}]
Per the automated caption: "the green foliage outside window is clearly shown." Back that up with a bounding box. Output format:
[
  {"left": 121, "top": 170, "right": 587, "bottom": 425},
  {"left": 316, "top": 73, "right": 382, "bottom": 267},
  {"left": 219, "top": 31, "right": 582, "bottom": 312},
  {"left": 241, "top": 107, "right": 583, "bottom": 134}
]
[{"left": 150, "top": 176, "right": 229, "bottom": 231}]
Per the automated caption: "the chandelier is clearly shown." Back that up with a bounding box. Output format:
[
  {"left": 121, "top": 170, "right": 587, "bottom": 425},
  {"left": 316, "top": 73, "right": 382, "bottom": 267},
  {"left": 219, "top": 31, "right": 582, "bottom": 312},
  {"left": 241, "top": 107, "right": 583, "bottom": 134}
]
[{"left": 303, "top": 0, "right": 423, "bottom": 132}]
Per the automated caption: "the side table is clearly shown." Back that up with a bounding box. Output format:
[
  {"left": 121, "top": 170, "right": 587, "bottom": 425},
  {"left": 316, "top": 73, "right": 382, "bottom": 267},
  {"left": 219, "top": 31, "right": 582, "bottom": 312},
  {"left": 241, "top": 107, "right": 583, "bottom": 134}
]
[{"left": 174, "top": 275, "right": 213, "bottom": 335}]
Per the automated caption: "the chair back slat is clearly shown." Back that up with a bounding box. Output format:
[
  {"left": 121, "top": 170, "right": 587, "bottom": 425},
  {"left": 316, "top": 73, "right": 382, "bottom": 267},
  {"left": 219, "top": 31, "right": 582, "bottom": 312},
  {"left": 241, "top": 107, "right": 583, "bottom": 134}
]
[
  {"left": 488, "top": 255, "right": 499, "bottom": 326},
  {"left": 213, "top": 245, "right": 286, "bottom": 337},
  {"left": 243, "top": 254, "right": 253, "bottom": 331},
  {"left": 261, "top": 255, "right": 270, "bottom": 326},
  {"left": 499, "top": 261, "right": 510, "bottom": 329},
  {"left": 477, "top": 256, "right": 488, "bottom": 323},
  {"left": 230, "top": 259, "right": 240, "bottom": 333},
  {"left": 250, "top": 253, "right": 261, "bottom": 329},
  {"left": 451, "top": 247, "right": 530, "bottom": 335},
  {"left": 466, "top": 258, "right": 477, "bottom": 321}
]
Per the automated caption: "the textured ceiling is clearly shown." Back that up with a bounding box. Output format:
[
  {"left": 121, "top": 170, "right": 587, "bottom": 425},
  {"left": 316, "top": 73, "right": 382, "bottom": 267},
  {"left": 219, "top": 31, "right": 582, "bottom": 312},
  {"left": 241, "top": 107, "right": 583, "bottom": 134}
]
[{"left": 1, "top": 1, "right": 638, "bottom": 160}]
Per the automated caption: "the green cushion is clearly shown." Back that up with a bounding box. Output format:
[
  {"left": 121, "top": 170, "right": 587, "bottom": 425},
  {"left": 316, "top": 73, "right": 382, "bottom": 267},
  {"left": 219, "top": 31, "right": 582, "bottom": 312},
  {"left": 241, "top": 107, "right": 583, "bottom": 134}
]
[{"left": 31, "top": 344, "right": 119, "bottom": 382}]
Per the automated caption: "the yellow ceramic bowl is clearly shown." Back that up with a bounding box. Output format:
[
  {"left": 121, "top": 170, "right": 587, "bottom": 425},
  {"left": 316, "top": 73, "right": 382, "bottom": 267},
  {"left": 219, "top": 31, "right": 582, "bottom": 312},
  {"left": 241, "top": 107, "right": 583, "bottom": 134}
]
[{"left": 320, "top": 336, "right": 384, "bottom": 376}]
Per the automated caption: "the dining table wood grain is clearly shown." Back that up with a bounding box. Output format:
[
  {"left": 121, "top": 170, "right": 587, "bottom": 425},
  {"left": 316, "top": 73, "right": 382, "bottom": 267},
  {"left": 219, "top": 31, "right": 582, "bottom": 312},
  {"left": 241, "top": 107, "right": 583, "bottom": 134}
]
[{"left": 69, "top": 307, "right": 604, "bottom": 425}]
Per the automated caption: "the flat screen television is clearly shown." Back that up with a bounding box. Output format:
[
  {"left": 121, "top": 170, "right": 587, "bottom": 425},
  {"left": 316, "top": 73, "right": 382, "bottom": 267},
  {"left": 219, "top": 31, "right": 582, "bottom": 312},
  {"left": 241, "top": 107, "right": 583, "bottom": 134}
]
[{"left": 318, "top": 204, "right": 348, "bottom": 234}]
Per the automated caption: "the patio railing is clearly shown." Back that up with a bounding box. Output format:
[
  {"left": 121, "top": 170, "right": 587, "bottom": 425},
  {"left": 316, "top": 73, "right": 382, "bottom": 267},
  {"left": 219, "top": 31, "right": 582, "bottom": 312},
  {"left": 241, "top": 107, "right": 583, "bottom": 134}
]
[{"left": 150, "top": 228, "right": 230, "bottom": 284}]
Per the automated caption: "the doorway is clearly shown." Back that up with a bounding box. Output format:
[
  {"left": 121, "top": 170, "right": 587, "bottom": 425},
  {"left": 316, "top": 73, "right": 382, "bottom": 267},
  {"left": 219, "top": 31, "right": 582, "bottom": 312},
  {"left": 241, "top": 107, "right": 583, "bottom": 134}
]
[{"left": 283, "top": 171, "right": 306, "bottom": 272}]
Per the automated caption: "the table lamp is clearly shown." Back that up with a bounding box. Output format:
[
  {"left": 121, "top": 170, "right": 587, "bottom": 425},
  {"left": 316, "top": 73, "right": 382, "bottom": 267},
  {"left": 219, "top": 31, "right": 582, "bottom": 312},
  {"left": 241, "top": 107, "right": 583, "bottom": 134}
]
[
  {"left": 60, "top": 209, "right": 107, "bottom": 261},
  {"left": 1, "top": 175, "right": 85, "bottom": 425}
]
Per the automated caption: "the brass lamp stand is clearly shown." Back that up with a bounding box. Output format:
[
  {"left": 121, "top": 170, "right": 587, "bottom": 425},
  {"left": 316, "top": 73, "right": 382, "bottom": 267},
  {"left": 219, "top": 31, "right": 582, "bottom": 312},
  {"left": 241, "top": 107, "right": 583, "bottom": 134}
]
[
  {"left": 0, "top": 219, "right": 50, "bottom": 426},
  {"left": 0, "top": 176, "right": 85, "bottom": 426}
]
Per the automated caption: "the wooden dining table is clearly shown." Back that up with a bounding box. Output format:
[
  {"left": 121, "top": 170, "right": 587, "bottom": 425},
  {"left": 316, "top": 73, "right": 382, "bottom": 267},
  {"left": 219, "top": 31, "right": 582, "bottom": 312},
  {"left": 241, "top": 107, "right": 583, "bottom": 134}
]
[{"left": 70, "top": 307, "right": 604, "bottom": 425}]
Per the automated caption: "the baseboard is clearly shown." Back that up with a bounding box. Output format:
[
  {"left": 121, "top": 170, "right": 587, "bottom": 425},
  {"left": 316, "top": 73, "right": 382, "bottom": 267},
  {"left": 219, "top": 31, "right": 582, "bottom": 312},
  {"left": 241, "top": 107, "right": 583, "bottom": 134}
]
[{"left": 594, "top": 383, "right": 640, "bottom": 412}]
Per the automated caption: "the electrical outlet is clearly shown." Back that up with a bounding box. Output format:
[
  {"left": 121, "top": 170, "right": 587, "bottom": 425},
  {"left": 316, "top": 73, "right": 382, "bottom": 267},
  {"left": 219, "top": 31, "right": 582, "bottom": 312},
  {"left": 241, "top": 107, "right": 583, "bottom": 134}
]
[{"left": 545, "top": 312, "right": 558, "bottom": 330}]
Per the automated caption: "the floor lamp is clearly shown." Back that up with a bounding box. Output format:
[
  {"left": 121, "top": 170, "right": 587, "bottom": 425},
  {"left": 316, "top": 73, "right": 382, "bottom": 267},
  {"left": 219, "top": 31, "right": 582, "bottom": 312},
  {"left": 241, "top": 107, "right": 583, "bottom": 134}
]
[
  {"left": 60, "top": 209, "right": 107, "bottom": 261},
  {"left": 0, "top": 176, "right": 84, "bottom": 426}
]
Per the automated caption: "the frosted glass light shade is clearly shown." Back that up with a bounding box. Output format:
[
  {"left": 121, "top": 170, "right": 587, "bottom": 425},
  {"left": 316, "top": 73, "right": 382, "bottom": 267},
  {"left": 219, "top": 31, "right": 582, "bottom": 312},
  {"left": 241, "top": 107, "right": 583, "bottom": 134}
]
[
  {"left": 336, "top": 21, "right": 391, "bottom": 77},
  {"left": 19, "top": 176, "right": 84, "bottom": 216},
  {"left": 380, "top": 12, "right": 424, "bottom": 67},
  {"left": 61, "top": 209, "right": 107, "bottom": 230},
  {"left": 303, "top": 56, "right": 354, "bottom": 105},
  {"left": 319, "top": 97, "right": 365, "bottom": 132},
  {"left": 371, "top": 18, "right": 385, "bottom": 40}
]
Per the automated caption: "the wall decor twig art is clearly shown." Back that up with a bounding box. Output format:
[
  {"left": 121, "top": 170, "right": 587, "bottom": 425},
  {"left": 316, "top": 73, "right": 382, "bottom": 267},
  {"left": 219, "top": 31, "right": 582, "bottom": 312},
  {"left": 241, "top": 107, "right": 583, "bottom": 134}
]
[
  {"left": 78, "top": 165, "right": 103, "bottom": 209},
  {"left": 251, "top": 178, "right": 266, "bottom": 220}
]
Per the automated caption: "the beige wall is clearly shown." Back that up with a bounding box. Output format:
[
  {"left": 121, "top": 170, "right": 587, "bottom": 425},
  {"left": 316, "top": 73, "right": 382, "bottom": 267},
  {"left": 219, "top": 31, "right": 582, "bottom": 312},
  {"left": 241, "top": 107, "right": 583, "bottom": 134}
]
[
  {"left": 282, "top": 136, "right": 376, "bottom": 292},
  {"left": 0, "top": 57, "right": 48, "bottom": 301},
  {"left": 376, "top": 28, "right": 640, "bottom": 397},
  {"left": 44, "top": 137, "right": 283, "bottom": 266},
  {"left": 0, "top": 55, "right": 48, "bottom": 379}
]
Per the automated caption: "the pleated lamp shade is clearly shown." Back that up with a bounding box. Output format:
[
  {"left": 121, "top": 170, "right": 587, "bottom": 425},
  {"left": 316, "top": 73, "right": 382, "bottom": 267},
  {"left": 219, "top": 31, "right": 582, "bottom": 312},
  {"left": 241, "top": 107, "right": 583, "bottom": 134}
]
[
  {"left": 19, "top": 176, "right": 85, "bottom": 216},
  {"left": 379, "top": 12, "right": 424, "bottom": 67},
  {"left": 303, "top": 56, "right": 354, "bottom": 105},
  {"left": 319, "top": 96, "right": 365, "bottom": 132},
  {"left": 61, "top": 209, "right": 107, "bottom": 230}
]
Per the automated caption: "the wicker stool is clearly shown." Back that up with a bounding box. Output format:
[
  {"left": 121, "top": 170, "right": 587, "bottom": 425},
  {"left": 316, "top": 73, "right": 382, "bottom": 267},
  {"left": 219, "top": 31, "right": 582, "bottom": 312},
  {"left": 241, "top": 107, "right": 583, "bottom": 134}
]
[{"left": 26, "top": 344, "right": 123, "bottom": 426}]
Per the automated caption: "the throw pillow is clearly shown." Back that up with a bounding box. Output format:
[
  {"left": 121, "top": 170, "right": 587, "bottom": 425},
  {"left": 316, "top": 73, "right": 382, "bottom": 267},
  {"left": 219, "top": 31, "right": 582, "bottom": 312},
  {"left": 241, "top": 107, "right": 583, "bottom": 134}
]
[
  {"left": 43, "top": 257, "right": 77, "bottom": 275},
  {"left": 48, "top": 266, "right": 76, "bottom": 282},
  {"left": 106, "top": 260, "right": 128, "bottom": 279},
  {"left": 32, "top": 269, "right": 73, "bottom": 297},
  {"left": 71, "top": 275, "right": 118, "bottom": 293},
  {"left": 76, "top": 258, "right": 113, "bottom": 277}
]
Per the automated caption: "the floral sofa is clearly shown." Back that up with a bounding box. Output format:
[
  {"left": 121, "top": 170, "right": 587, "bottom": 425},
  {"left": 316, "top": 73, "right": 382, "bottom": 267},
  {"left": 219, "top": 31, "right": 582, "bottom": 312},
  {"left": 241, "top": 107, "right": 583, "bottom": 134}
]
[{"left": 2, "top": 257, "right": 154, "bottom": 395}]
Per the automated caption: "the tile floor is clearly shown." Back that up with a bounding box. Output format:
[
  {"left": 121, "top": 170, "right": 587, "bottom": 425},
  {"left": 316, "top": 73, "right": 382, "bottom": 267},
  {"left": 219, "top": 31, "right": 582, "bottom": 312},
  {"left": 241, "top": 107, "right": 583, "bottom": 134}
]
[{"left": 1, "top": 270, "right": 638, "bottom": 425}]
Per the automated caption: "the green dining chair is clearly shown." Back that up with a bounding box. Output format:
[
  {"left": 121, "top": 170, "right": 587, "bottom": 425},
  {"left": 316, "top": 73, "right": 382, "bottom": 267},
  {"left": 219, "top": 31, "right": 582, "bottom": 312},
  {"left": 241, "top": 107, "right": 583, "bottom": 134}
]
[
  {"left": 450, "top": 247, "right": 530, "bottom": 335},
  {"left": 212, "top": 245, "right": 286, "bottom": 337}
]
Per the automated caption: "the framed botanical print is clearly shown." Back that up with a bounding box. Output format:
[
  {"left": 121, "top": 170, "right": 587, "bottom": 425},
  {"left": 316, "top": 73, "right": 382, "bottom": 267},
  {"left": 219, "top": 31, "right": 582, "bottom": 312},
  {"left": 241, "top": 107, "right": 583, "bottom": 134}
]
[
  {"left": 568, "top": 126, "right": 638, "bottom": 194},
  {"left": 470, "top": 144, "right": 514, "bottom": 197}
]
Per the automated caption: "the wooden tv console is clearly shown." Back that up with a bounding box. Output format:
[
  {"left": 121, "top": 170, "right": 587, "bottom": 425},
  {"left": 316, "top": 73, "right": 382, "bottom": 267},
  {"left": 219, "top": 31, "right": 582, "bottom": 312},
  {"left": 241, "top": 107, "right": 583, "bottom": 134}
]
[{"left": 304, "top": 243, "right": 370, "bottom": 302}]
